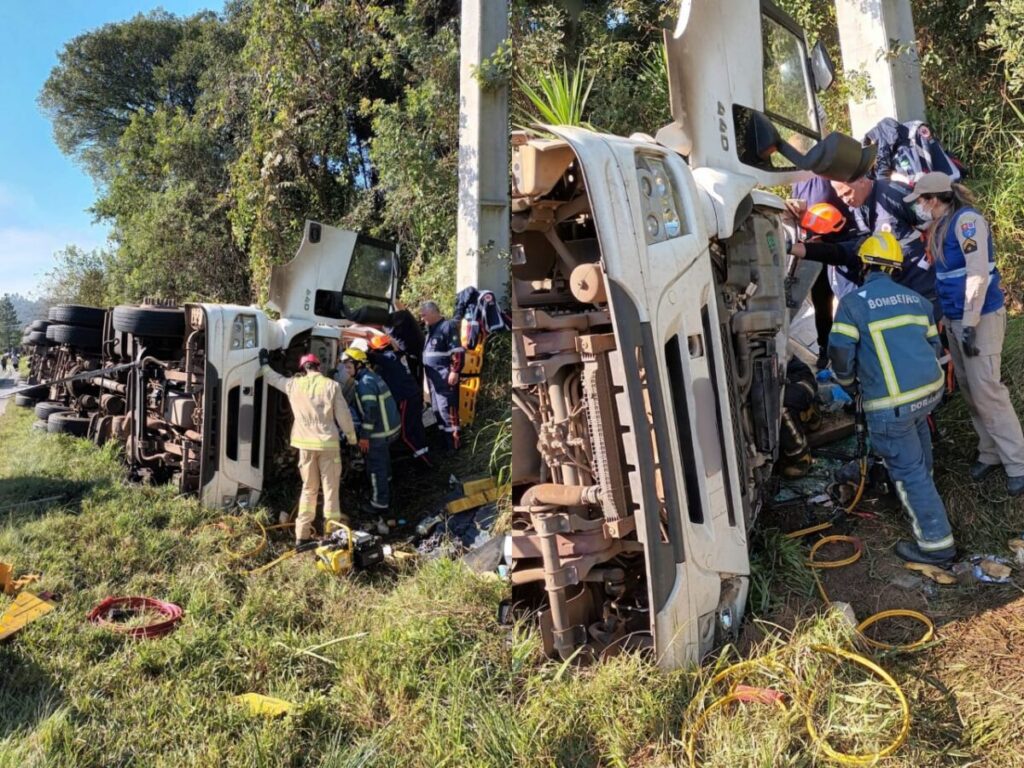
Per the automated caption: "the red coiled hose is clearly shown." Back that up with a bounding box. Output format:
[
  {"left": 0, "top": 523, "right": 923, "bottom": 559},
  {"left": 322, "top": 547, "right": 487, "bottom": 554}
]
[{"left": 87, "top": 596, "right": 183, "bottom": 639}]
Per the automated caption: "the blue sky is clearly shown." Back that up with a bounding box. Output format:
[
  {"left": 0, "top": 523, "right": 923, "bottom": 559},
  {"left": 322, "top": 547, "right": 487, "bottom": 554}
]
[{"left": 0, "top": 0, "right": 218, "bottom": 298}]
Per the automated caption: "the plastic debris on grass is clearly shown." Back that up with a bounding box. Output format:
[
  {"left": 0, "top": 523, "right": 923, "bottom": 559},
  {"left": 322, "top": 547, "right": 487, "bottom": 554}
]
[{"left": 234, "top": 693, "right": 294, "bottom": 717}]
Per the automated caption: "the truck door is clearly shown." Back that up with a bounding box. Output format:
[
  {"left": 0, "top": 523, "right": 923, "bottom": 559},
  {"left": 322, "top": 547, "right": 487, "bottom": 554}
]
[
  {"left": 543, "top": 126, "right": 751, "bottom": 667},
  {"left": 268, "top": 221, "right": 399, "bottom": 324}
]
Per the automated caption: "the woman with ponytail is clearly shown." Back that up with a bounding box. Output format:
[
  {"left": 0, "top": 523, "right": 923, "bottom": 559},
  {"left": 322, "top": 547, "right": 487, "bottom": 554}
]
[{"left": 906, "top": 172, "right": 1024, "bottom": 495}]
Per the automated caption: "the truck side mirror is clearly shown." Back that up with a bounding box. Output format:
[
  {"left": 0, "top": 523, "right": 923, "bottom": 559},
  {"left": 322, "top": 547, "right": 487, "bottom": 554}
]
[
  {"left": 810, "top": 41, "right": 835, "bottom": 92},
  {"left": 775, "top": 132, "right": 878, "bottom": 182}
]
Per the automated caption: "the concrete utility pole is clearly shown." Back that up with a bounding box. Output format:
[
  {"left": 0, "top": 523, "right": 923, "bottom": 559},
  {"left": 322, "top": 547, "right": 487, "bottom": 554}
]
[
  {"left": 834, "top": 0, "right": 927, "bottom": 139},
  {"left": 456, "top": 0, "right": 510, "bottom": 301}
]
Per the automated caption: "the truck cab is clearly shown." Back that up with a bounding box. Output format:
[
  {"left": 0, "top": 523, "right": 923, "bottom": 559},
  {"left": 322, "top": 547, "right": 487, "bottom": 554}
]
[
  {"left": 509, "top": 0, "right": 875, "bottom": 667},
  {"left": 189, "top": 221, "right": 400, "bottom": 509}
]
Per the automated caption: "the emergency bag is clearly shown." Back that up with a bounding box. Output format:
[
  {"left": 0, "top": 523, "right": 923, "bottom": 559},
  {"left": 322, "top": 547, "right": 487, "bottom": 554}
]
[{"left": 864, "top": 118, "right": 963, "bottom": 183}]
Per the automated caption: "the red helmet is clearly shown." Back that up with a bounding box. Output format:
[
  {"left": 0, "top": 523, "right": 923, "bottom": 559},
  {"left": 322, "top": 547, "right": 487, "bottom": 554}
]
[
  {"left": 299, "top": 353, "right": 321, "bottom": 368},
  {"left": 801, "top": 203, "right": 847, "bottom": 235},
  {"left": 369, "top": 334, "right": 392, "bottom": 351}
]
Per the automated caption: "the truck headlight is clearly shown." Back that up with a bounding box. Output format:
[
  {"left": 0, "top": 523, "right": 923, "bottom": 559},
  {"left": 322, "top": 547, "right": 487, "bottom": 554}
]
[{"left": 231, "top": 314, "right": 259, "bottom": 350}]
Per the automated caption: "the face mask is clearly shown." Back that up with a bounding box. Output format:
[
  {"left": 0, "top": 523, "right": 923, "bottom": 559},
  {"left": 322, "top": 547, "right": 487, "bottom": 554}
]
[{"left": 914, "top": 201, "right": 932, "bottom": 223}]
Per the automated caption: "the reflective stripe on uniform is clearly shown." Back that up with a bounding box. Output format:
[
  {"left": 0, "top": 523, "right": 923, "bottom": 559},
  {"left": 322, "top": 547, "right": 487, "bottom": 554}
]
[
  {"left": 291, "top": 438, "right": 340, "bottom": 450},
  {"left": 831, "top": 322, "right": 860, "bottom": 340},
  {"left": 936, "top": 263, "right": 996, "bottom": 281},
  {"left": 867, "top": 314, "right": 934, "bottom": 398},
  {"left": 863, "top": 373, "right": 944, "bottom": 412}
]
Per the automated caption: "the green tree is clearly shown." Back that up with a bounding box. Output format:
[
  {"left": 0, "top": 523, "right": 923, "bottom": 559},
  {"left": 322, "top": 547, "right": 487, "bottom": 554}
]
[
  {"left": 0, "top": 295, "right": 20, "bottom": 352},
  {"left": 42, "top": 8, "right": 250, "bottom": 304},
  {"left": 41, "top": 245, "right": 111, "bottom": 307},
  {"left": 39, "top": 10, "right": 226, "bottom": 178}
]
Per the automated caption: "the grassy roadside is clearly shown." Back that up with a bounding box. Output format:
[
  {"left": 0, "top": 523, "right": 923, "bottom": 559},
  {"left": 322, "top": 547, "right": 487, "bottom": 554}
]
[{"left": 3, "top": 319, "right": 1024, "bottom": 766}]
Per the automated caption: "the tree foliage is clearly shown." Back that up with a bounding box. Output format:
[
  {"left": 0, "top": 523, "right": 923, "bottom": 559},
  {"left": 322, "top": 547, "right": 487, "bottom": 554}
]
[
  {"left": 40, "top": 245, "right": 111, "bottom": 308},
  {"left": 36, "top": 0, "right": 1024, "bottom": 309},
  {"left": 0, "top": 296, "right": 20, "bottom": 351}
]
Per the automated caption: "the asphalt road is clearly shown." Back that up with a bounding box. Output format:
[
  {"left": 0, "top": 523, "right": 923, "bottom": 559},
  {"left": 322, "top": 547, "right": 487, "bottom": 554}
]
[{"left": 0, "top": 376, "right": 14, "bottom": 417}]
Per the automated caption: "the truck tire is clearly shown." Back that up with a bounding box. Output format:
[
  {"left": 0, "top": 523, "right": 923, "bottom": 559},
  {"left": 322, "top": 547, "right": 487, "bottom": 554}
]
[
  {"left": 111, "top": 306, "right": 185, "bottom": 339},
  {"left": 27, "top": 331, "right": 53, "bottom": 346},
  {"left": 48, "top": 412, "right": 90, "bottom": 437},
  {"left": 30, "top": 319, "right": 49, "bottom": 332},
  {"left": 14, "top": 393, "right": 39, "bottom": 408},
  {"left": 48, "top": 304, "right": 105, "bottom": 328},
  {"left": 34, "top": 401, "right": 69, "bottom": 421},
  {"left": 46, "top": 324, "right": 103, "bottom": 350}
]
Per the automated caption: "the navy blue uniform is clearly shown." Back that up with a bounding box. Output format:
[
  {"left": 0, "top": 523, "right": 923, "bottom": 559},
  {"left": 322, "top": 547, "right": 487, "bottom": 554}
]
[
  {"left": 369, "top": 348, "right": 430, "bottom": 465},
  {"left": 352, "top": 367, "right": 400, "bottom": 511},
  {"left": 423, "top": 318, "right": 463, "bottom": 450},
  {"left": 829, "top": 272, "right": 952, "bottom": 553}
]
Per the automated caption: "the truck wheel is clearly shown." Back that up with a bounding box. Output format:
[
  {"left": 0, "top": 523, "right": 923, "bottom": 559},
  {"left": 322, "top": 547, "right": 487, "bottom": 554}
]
[
  {"left": 46, "top": 324, "right": 103, "bottom": 351},
  {"left": 111, "top": 306, "right": 185, "bottom": 339},
  {"left": 34, "top": 401, "right": 69, "bottom": 421},
  {"left": 14, "top": 393, "right": 39, "bottom": 408},
  {"left": 48, "top": 304, "right": 105, "bottom": 328},
  {"left": 30, "top": 320, "right": 50, "bottom": 332},
  {"left": 47, "top": 412, "right": 90, "bottom": 437},
  {"left": 27, "top": 331, "right": 53, "bottom": 346}
]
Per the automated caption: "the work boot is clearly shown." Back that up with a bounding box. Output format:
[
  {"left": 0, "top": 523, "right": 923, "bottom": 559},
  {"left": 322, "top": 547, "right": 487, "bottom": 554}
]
[
  {"left": 895, "top": 540, "right": 955, "bottom": 566},
  {"left": 1008, "top": 475, "right": 1024, "bottom": 497},
  {"left": 969, "top": 461, "right": 1001, "bottom": 482},
  {"left": 779, "top": 452, "right": 813, "bottom": 479}
]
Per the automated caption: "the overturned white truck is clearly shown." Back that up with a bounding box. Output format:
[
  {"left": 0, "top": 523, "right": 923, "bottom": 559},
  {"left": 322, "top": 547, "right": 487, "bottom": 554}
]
[
  {"left": 20, "top": 224, "right": 399, "bottom": 511},
  {"left": 509, "top": 0, "right": 877, "bottom": 667}
]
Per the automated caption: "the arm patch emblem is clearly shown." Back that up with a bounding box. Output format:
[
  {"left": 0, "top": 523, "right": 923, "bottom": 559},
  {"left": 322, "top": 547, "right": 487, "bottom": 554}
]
[
  {"left": 962, "top": 238, "right": 978, "bottom": 254},
  {"left": 961, "top": 220, "right": 977, "bottom": 238}
]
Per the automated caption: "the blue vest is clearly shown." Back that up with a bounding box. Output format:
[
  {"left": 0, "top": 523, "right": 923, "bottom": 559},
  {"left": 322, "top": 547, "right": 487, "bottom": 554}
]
[{"left": 935, "top": 207, "right": 1003, "bottom": 321}]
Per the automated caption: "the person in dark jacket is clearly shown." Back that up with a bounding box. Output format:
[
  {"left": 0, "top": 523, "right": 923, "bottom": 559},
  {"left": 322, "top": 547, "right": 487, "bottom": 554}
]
[
  {"left": 386, "top": 302, "right": 425, "bottom": 387},
  {"left": 341, "top": 346, "right": 400, "bottom": 513},
  {"left": 829, "top": 232, "right": 954, "bottom": 565},
  {"left": 790, "top": 175, "right": 939, "bottom": 322},
  {"left": 368, "top": 334, "right": 431, "bottom": 466},
  {"left": 420, "top": 300, "right": 463, "bottom": 452}
]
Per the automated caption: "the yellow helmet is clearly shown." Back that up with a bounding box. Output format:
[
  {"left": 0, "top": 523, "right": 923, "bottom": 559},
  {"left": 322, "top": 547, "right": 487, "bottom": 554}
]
[
  {"left": 858, "top": 231, "right": 903, "bottom": 269},
  {"left": 341, "top": 347, "right": 368, "bottom": 364}
]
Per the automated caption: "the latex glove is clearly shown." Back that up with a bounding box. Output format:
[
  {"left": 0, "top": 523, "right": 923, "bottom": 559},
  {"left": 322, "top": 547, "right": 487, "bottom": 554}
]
[
  {"left": 358, "top": 438, "right": 370, "bottom": 454},
  {"left": 961, "top": 326, "right": 980, "bottom": 357},
  {"left": 447, "top": 371, "right": 459, "bottom": 387},
  {"left": 258, "top": 348, "right": 270, "bottom": 367}
]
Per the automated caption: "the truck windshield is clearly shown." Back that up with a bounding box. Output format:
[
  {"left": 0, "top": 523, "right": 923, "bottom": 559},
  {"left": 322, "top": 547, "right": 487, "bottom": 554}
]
[
  {"left": 340, "top": 237, "right": 397, "bottom": 314},
  {"left": 761, "top": 12, "right": 818, "bottom": 140}
]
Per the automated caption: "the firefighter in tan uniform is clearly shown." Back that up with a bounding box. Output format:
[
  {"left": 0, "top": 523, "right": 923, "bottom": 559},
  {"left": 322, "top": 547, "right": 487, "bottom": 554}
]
[{"left": 259, "top": 350, "right": 358, "bottom": 545}]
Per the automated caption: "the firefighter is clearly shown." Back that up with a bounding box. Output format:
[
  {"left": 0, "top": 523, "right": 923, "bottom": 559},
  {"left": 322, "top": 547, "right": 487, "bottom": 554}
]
[
  {"left": 341, "top": 346, "right": 401, "bottom": 514},
  {"left": 368, "top": 334, "right": 431, "bottom": 466},
  {"left": 258, "top": 350, "right": 358, "bottom": 546},
  {"left": 909, "top": 172, "right": 1024, "bottom": 495},
  {"left": 778, "top": 358, "right": 820, "bottom": 478},
  {"left": 419, "top": 300, "right": 463, "bottom": 452},
  {"left": 828, "top": 232, "right": 955, "bottom": 565}
]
